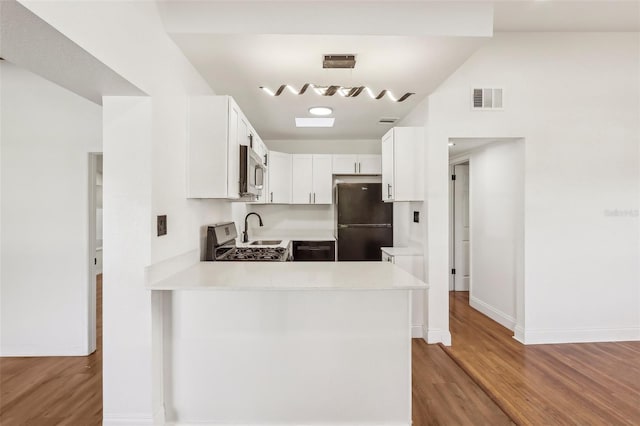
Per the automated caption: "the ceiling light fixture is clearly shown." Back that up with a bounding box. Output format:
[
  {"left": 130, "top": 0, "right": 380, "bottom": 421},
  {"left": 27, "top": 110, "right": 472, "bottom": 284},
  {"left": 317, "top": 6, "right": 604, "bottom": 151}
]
[
  {"left": 295, "top": 117, "right": 335, "bottom": 128},
  {"left": 448, "top": 142, "right": 455, "bottom": 147},
  {"left": 259, "top": 84, "right": 414, "bottom": 102},
  {"left": 309, "top": 106, "right": 333, "bottom": 116}
]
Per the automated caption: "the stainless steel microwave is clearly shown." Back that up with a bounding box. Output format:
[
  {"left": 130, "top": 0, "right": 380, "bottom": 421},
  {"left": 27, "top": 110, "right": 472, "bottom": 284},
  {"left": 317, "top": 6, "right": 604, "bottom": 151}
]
[{"left": 239, "top": 145, "right": 266, "bottom": 199}]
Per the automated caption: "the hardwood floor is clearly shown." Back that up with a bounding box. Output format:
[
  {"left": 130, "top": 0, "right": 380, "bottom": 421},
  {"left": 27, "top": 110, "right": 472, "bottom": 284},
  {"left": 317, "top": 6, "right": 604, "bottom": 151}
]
[
  {"left": 445, "top": 291, "right": 640, "bottom": 426},
  {"left": 0, "top": 275, "right": 103, "bottom": 425},
  {"left": 412, "top": 340, "right": 513, "bottom": 425}
]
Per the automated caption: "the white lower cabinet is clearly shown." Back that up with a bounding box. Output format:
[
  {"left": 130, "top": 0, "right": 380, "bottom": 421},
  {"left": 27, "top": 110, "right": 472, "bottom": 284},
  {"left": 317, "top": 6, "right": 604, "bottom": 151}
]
[
  {"left": 382, "top": 248, "right": 425, "bottom": 338},
  {"left": 292, "top": 154, "right": 332, "bottom": 204}
]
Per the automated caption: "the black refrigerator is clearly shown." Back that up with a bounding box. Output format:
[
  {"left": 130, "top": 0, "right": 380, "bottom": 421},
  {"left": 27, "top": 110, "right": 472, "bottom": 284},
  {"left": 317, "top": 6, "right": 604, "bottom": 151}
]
[{"left": 335, "top": 183, "right": 393, "bottom": 261}]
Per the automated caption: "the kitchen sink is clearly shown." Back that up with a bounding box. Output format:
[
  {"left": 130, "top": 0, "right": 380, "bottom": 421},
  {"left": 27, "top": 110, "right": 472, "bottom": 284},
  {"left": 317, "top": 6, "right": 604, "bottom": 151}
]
[{"left": 250, "top": 240, "right": 282, "bottom": 246}]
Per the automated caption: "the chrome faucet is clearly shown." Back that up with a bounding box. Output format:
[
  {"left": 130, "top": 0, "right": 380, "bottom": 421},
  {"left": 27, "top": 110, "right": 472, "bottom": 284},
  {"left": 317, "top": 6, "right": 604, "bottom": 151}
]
[{"left": 242, "top": 212, "right": 264, "bottom": 243}]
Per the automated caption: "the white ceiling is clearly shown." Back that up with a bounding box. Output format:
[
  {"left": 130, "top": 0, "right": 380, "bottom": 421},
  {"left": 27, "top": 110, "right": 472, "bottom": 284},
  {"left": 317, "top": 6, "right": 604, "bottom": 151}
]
[
  {"left": 0, "top": 0, "right": 145, "bottom": 104},
  {"left": 165, "top": 0, "right": 638, "bottom": 141},
  {"left": 172, "top": 34, "right": 487, "bottom": 139}
]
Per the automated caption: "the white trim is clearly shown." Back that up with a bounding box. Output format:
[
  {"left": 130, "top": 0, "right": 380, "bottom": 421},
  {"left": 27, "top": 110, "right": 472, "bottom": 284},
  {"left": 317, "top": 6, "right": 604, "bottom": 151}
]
[
  {"left": 102, "top": 414, "right": 154, "bottom": 426},
  {"left": 411, "top": 325, "right": 424, "bottom": 338},
  {"left": 469, "top": 296, "right": 516, "bottom": 331},
  {"left": 0, "top": 344, "right": 88, "bottom": 357},
  {"left": 513, "top": 325, "right": 526, "bottom": 343},
  {"left": 449, "top": 152, "right": 472, "bottom": 166},
  {"left": 424, "top": 326, "right": 452, "bottom": 346},
  {"left": 518, "top": 327, "right": 640, "bottom": 345},
  {"left": 167, "top": 423, "right": 410, "bottom": 426}
]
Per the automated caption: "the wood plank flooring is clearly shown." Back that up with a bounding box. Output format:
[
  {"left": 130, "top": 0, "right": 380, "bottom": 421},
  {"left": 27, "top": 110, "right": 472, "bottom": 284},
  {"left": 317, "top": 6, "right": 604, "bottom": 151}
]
[
  {"left": 0, "top": 275, "right": 103, "bottom": 425},
  {"left": 445, "top": 291, "right": 640, "bottom": 426}
]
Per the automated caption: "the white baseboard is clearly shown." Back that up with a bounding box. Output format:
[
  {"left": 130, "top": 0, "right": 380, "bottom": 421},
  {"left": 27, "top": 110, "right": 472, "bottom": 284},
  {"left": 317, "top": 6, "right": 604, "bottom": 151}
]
[
  {"left": 0, "top": 344, "right": 88, "bottom": 357},
  {"left": 424, "top": 326, "right": 452, "bottom": 346},
  {"left": 103, "top": 414, "right": 153, "bottom": 426},
  {"left": 411, "top": 325, "right": 424, "bottom": 338},
  {"left": 168, "top": 423, "right": 410, "bottom": 426},
  {"left": 518, "top": 327, "right": 640, "bottom": 345},
  {"left": 469, "top": 296, "right": 516, "bottom": 331},
  {"left": 513, "top": 325, "right": 525, "bottom": 343}
]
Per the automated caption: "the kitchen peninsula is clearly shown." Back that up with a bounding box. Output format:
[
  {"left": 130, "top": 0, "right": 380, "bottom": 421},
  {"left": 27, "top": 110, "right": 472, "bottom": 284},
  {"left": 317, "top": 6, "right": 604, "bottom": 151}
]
[{"left": 147, "top": 261, "right": 428, "bottom": 425}]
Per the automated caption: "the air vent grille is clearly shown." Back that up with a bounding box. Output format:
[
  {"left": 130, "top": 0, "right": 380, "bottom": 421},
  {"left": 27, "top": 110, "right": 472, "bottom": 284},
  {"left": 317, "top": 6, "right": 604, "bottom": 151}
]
[
  {"left": 472, "top": 88, "right": 503, "bottom": 110},
  {"left": 323, "top": 54, "right": 356, "bottom": 69},
  {"left": 378, "top": 117, "right": 399, "bottom": 124}
]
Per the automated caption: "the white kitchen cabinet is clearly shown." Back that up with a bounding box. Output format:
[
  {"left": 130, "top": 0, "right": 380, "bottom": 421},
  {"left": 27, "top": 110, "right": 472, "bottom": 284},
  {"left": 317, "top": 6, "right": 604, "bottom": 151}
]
[
  {"left": 381, "top": 127, "right": 424, "bottom": 202},
  {"left": 187, "top": 96, "right": 258, "bottom": 199},
  {"left": 267, "top": 151, "right": 292, "bottom": 204},
  {"left": 312, "top": 155, "right": 333, "bottom": 204},
  {"left": 291, "top": 154, "right": 333, "bottom": 204},
  {"left": 332, "top": 154, "right": 381, "bottom": 175},
  {"left": 381, "top": 247, "right": 425, "bottom": 338}
]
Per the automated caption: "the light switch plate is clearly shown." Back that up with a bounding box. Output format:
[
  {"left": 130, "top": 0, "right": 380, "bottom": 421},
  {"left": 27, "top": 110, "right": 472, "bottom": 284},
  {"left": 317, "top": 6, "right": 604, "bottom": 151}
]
[
  {"left": 157, "top": 215, "right": 167, "bottom": 236},
  {"left": 413, "top": 211, "right": 419, "bottom": 223}
]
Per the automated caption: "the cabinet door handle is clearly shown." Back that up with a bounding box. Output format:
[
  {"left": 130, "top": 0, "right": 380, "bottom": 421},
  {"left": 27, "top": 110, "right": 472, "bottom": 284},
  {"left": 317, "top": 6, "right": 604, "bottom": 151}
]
[
  {"left": 309, "top": 193, "right": 312, "bottom": 203},
  {"left": 313, "top": 193, "right": 316, "bottom": 203},
  {"left": 387, "top": 183, "right": 392, "bottom": 198},
  {"left": 354, "top": 162, "right": 357, "bottom": 173},
  {"left": 359, "top": 162, "right": 361, "bottom": 173},
  {"left": 270, "top": 192, "right": 273, "bottom": 203}
]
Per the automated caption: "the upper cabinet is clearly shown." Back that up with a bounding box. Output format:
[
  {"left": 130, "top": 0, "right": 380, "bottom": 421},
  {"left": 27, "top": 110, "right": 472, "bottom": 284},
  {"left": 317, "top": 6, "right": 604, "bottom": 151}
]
[
  {"left": 187, "top": 96, "right": 262, "bottom": 199},
  {"left": 332, "top": 154, "right": 381, "bottom": 175},
  {"left": 291, "top": 154, "right": 332, "bottom": 204},
  {"left": 381, "top": 127, "right": 424, "bottom": 202},
  {"left": 267, "top": 151, "right": 292, "bottom": 204}
]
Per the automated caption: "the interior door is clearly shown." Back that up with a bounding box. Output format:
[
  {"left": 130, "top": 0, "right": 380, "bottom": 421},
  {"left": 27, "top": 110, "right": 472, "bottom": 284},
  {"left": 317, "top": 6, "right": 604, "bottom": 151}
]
[
  {"left": 291, "top": 154, "right": 313, "bottom": 204},
  {"left": 454, "top": 164, "right": 470, "bottom": 291},
  {"left": 312, "top": 155, "right": 333, "bottom": 204}
]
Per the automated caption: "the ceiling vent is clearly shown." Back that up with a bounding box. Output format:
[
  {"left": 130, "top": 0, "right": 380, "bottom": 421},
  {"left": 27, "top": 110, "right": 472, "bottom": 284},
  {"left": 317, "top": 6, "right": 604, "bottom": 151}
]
[
  {"left": 472, "top": 88, "right": 503, "bottom": 110},
  {"left": 378, "top": 117, "right": 399, "bottom": 125},
  {"left": 323, "top": 54, "right": 356, "bottom": 69}
]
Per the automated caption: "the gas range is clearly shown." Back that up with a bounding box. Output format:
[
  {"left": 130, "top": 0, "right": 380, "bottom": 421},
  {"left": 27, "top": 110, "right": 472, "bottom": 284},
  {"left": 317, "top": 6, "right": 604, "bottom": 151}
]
[
  {"left": 216, "top": 246, "right": 288, "bottom": 261},
  {"left": 205, "top": 222, "right": 288, "bottom": 262}
]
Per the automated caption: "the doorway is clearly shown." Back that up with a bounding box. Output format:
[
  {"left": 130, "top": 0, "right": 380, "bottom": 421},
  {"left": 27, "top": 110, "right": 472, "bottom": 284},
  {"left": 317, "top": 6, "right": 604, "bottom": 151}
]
[
  {"left": 88, "top": 153, "right": 103, "bottom": 354},
  {"left": 448, "top": 137, "right": 525, "bottom": 334},
  {"left": 450, "top": 162, "right": 470, "bottom": 292}
]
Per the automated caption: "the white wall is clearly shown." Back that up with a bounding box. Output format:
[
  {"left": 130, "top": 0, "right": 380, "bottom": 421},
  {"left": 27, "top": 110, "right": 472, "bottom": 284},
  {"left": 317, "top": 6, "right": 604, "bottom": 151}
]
[
  {"left": 266, "top": 139, "right": 380, "bottom": 154},
  {"left": 248, "top": 204, "right": 334, "bottom": 235},
  {"left": 422, "top": 32, "right": 639, "bottom": 344},
  {"left": 0, "top": 62, "right": 102, "bottom": 355},
  {"left": 17, "top": 2, "right": 234, "bottom": 423},
  {"left": 468, "top": 140, "right": 524, "bottom": 331}
]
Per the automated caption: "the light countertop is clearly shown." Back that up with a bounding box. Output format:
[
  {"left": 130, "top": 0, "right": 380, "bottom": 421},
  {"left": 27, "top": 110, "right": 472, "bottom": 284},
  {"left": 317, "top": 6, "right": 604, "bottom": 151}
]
[
  {"left": 147, "top": 261, "right": 428, "bottom": 291},
  {"left": 381, "top": 246, "right": 424, "bottom": 256}
]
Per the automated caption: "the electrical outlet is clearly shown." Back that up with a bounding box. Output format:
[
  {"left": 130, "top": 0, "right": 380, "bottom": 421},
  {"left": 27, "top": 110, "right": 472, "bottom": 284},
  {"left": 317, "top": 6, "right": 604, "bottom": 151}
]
[
  {"left": 157, "top": 215, "right": 167, "bottom": 236},
  {"left": 413, "top": 211, "right": 419, "bottom": 223}
]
